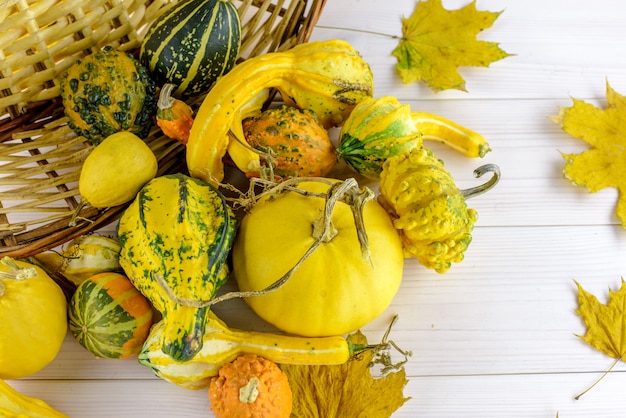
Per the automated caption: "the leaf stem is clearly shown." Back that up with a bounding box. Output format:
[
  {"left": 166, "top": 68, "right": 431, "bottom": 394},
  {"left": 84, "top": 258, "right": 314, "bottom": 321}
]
[
  {"left": 315, "top": 25, "right": 401, "bottom": 40},
  {"left": 574, "top": 357, "right": 621, "bottom": 400}
]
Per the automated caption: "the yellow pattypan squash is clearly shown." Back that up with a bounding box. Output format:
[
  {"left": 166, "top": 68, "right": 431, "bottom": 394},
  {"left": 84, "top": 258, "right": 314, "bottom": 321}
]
[
  {"left": 233, "top": 178, "right": 404, "bottom": 337},
  {"left": 0, "top": 258, "right": 67, "bottom": 379}
]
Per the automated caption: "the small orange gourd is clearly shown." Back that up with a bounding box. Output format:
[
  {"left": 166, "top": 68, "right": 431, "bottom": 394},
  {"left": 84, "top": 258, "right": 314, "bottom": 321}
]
[
  {"left": 208, "top": 354, "right": 292, "bottom": 418},
  {"left": 242, "top": 105, "right": 336, "bottom": 179},
  {"left": 156, "top": 83, "right": 194, "bottom": 144}
]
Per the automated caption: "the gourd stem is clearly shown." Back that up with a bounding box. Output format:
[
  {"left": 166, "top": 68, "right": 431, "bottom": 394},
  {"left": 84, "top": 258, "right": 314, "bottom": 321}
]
[
  {"left": 157, "top": 83, "right": 177, "bottom": 110},
  {"left": 349, "top": 314, "right": 413, "bottom": 376},
  {"left": 0, "top": 257, "right": 37, "bottom": 281},
  {"left": 460, "top": 164, "right": 501, "bottom": 199}
]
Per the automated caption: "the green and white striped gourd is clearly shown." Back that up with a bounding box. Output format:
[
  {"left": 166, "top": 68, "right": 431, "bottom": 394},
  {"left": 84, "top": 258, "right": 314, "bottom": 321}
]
[{"left": 140, "top": 0, "right": 241, "bottom": 98}]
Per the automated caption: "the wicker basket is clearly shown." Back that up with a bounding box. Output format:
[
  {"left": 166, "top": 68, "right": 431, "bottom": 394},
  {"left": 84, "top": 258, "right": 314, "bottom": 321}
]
[{"left": 0, "top": 0, "right": 326, "bottom": 257}]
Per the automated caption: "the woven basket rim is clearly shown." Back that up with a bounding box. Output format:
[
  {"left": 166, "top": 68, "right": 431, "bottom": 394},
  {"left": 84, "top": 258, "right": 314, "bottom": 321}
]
[{"left": 0, "top": 0, "right": 327, "bottom": 257}]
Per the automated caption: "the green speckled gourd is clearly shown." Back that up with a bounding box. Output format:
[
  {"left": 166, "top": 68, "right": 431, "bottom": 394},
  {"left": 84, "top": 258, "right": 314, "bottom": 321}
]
[
  {"left": 337, "top": 96, "right": 423, "bottom": 179},
  {"left": 60, "top": 46, "right": 157, "bottom": 145},
  {"left": 116, "top": 173, "right": 238, "bottom": 361}
]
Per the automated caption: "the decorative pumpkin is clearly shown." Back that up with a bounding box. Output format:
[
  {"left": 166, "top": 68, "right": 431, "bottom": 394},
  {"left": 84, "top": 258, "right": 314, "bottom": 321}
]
[
  {"left": 0, "top": 379, "right": 68, "bottom": 418},
  {"left": 140, "top": 0, "right": 241, "bottom": 98},
  {"left": 60, "top": 46, "right": 157, "bottom": 145},
  {"left": 242, "top": 105, "right": 336, "bottom": 179},
  {"left": 34, "top": 235, "right": 123, "bottom": 286},
  {"left": 156, "top": 84, "right": 194, "bottom": 144},
  {"left": 138, "top": 310, "right": 353, "bottom": 389},
  {"left": 208, "top": 354, "right": 292, "bottom": 418},
  {"left": 69, "top": 272, "right": 154, "bottom": 359},
  {"left": 79, "top": 131, "right": 158, "bottom": 209},
  {"left": 0, "top": 257, "right": 67, "bottom": 379},
  {"left": 117, "top": 173, "right": 238, "bottom": 361},
  {"left": 337, "top": 95, "right": 423, "bottom": 179},
  {"left": 232, "top": 178, "right": 404, "bottom": 337},
  {"left": 186, "top": 39, "right": 374, "bottom": 184}
]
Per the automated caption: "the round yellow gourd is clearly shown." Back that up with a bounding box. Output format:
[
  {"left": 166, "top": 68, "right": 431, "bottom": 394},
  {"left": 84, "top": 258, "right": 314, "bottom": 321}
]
[
  {"left": 0, "top": 258, "right": 68, "bottom": 379},
  {"left": 79, "top": 131, "right": 158, "bottom": 208},
  {"left": 233, "top": 180, "right": 404, "bottom": 337}
]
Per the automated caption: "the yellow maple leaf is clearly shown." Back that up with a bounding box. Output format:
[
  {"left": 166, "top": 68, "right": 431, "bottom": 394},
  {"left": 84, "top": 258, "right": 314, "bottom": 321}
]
[
  {"left": 575, "top": 279, "right": 626, "bottom": 360},
  {"left": 574, "top": 279, "right": 626, "bottom": 398},
  {"left": 552, "top": 81, "right": 626, "bottom": 228},
  {"left": 392, "top": 0, "right": 510, "bottom": 92}
]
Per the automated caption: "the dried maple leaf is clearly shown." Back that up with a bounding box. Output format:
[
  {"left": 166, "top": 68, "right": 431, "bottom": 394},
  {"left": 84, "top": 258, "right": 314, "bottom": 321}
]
[
  {"left": 552, "top": 81, "right": 626, "bottom": 228},
  {"left": 574, "top": 279, "right": 626, "bottom": 398},
  {"left": 575, "top": 279, "right": 626, "bottom": 360},
  {"left": 281, "top": 331, "right": 411, "bottom": 418},
  {"left": 392, "top": 0, "right": 510, "bottom": 92}
]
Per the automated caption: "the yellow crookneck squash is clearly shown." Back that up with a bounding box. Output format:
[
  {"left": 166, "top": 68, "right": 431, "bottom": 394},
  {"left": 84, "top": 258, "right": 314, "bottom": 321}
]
[
  {"left": 232, "top": 177, "right": 404, "bottom": 337},
  {"left": 186, "top": 39, "right": 374, "bottom": 184}
]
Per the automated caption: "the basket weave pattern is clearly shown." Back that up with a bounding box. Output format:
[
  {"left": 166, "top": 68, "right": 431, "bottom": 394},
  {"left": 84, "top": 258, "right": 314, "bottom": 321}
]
[{"left": 0, "top": 0, "right": 325, "bottom": 257}]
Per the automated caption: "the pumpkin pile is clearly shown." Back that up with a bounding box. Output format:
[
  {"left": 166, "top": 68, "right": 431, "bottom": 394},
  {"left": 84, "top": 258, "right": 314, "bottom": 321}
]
[{"left": 1, "top": 2, "right": 502, "bottom": 415}]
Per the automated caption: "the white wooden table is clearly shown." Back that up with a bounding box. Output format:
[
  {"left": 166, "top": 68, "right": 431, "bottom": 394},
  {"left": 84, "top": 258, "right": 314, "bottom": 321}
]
[{"left": 8, "top": 0, "right": 626, "bottom": 416}]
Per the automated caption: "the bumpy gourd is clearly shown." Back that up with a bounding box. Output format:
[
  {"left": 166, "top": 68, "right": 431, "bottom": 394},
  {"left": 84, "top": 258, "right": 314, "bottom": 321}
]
[
  {"left": 208, "top": 354, "right": 292, "bottom": 418},
  {"left": 378, "top": 148, "right": 478, "bottom": 273},
  {"left": 186, "top": 39, "right": 374, "bottom": 184},
  {"left": 242, "top": 105, "right": 336, "bottom": 179},
  {"left": 60, "top": 46, "right": 157, "bottom": 145},
  {"left": 139, "top": 310, "right": 356, "bottom": 389},
  {"left": 117, "top": 174, "right": 238, "bottom": 362}
]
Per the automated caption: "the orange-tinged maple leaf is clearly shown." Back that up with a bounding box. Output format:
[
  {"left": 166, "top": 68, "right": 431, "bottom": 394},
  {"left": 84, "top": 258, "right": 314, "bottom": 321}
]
[
  {"left": 392, "top": 0, "right": 511, "bottom": 92},
  {"left": 552, "top": 81, "right": 626, "bottom": 228},
  {"left": 575, "top": 279, "right": 626, "bottom": 361}
]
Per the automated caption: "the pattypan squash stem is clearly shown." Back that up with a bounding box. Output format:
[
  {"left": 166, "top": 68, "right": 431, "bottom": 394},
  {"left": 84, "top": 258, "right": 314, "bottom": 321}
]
[
  {"left": 154, "top": 177, "right": 373, "bottom": 308},
  {"left": 460, "top": 163, "right": 501, "bottom": 199},
  {"left": 0, "top": 257, "right": 38, "bottom": 297},
  {"left": 349, "top": 314, "right": 413, "bottom": 376}
]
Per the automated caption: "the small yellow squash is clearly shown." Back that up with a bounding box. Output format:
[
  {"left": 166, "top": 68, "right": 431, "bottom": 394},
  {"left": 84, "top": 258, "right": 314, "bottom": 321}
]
[
  {"left": 0, "top": 258, "right": 67, "bottom": 379},
  {"left": 79, "top": 131, "right": 158, "bottom": 208}
]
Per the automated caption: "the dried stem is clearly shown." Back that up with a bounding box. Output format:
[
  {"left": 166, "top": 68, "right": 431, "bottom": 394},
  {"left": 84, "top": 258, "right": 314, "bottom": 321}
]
[
  {"left": 460, "top": 163, "right": 501, "bottom": 199},
  {"left": 574, "top": 357, "right": 621, "bottom": 400}
]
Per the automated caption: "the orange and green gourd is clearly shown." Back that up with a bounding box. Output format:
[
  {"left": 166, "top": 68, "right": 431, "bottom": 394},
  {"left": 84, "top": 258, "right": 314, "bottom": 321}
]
[{"left": 69, "top": 272, "right": 154, "bottom": 359}]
